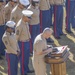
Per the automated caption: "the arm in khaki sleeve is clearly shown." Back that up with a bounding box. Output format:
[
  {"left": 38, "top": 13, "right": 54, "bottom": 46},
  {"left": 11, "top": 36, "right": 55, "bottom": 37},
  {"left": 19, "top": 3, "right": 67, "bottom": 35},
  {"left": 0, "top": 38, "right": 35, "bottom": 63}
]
[
  {"left": 49, "top": 0, "right": 54, "bottom": 5},
  {"left": 4, "top": 5, "right": 9, "bottom": 22},
  {"left": 17, "top": 43, "right": 20, "bottom": 52},
  {"left": 10, "top": 10, "right": 17, "bottom": 22},
  {"left": 2, "top": 6, "right": 5, "bottom": 24},
  {"left": 16, "top": 43, "right": 20, "bottom": 56},
  {"left": 42, "top": 48, "right": 52, "bottom": 55},
  {"left": 15, "top": 26, "right": 22, "bottom": 40},
  {"left": 35, "top": 41, "right": 52, "bottom": 56},
  {"left": 2, "top": 37, "right": 17, "bottom": 54}
]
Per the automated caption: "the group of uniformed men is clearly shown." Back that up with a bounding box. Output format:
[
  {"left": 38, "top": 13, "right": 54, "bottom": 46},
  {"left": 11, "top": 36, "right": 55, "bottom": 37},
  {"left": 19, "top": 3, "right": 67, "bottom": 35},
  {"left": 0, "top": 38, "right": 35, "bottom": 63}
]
[{"left": 0, "top": 0, "right": 75, "bottom": 75}]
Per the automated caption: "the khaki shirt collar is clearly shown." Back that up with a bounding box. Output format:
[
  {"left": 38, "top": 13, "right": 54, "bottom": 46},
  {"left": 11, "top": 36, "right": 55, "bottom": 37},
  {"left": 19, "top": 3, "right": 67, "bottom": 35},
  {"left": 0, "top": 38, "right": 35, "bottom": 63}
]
[
  {"left": 40, "top": 33, "right": 45, "bottom": 40},
  {"left": 6, "top": 31, "right": 13, "bottom": 36},
  {"left": 18, "top": 4, "right": 24, "bottom": 11},
  {"left": 8, "top": 2, "right": 14, "bottom": 7}
]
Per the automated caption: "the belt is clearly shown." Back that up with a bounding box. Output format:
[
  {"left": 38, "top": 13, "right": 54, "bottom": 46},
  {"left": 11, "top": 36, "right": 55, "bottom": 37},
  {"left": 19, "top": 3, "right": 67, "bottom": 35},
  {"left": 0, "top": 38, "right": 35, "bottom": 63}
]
[{"left": 19, "top": 39, "right": 30, "bottom": 42}]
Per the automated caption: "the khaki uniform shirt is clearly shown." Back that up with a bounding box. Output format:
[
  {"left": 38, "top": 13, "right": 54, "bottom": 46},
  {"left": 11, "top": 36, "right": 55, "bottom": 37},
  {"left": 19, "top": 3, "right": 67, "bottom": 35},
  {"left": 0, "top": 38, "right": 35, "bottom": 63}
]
[
  {"left": 53, "top": 0, "right": 64, "bottom": 5},
  {"left": 29, "top": 6, "right": 40, "bottom": 25},
  {"left": 10, "top": 4, "right": 23, "bottom": 24},
  {"left": 32, "top": 34, "right": 47, "bottom": 75},
  {"left": 33, "top": 34, "right": 47, "bottom": 59},
  {"left": 0, "top": 5, "right": 5, "bottom": 25},
  {"left": 4, "top": 2, "right": 16, "bottom": 22},
  {"left": 15, "top": 19, "right": 31, "bottom": 42},
  {"left": 2, "top": 32, "right": 20, "bottom": 55},
  {"left": 39, "top": 0, "right": 50, "bottom": 10},
  {"left": 49, "top": 0, "right": 54, "bottom": 5}
]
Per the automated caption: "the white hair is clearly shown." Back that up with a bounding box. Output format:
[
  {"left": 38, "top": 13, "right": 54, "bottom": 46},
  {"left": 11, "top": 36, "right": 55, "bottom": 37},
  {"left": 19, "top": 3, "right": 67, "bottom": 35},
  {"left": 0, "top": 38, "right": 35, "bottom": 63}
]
[{"left": 43, "top": 28, "right": 53, "bottom": 34}]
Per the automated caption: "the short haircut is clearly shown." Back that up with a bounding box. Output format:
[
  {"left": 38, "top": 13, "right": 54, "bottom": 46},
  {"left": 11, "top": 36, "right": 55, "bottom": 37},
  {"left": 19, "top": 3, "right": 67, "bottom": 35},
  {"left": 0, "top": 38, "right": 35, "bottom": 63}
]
[{"left": 43, "top": 27, "right": 53, "bottom": 34}]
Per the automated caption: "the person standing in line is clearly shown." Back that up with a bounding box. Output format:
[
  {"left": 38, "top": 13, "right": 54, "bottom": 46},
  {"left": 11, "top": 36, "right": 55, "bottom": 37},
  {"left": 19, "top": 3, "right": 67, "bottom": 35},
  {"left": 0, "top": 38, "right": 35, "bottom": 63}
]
[
  {"left": 10, "top": 0, "right": 30, "bottom": 24},
  {"left": 15, "top": 10, "right": 34, "bottom": 75},
  {"left": 28, "top": 0, "right": 40, "bottom": 53},
  {"left": 39, "top": 0, "right": 50, "bottom": 32},
  {"left": 0, "top": 0, "right": 6, "bottom": 59},
  {"left": 71, "top": 0, "right": 75, "bottom": 30},
  {"left": 2, "top": 21, "right": 20, "bottom": 75},
  {"left": 65, "top": 0, "right": 75, "bottom": 33},
  {"left": 4, "top": 0, "right": 18, "bottom": 23},
  {"left": 53, "top": 0, "right": 66, "bottom": 39},
  {"left": 39, "top": 0, "right": 54, "bottom": 43},
  {"left": 49, "top": 0, "right": 54, "bottom": 26}
]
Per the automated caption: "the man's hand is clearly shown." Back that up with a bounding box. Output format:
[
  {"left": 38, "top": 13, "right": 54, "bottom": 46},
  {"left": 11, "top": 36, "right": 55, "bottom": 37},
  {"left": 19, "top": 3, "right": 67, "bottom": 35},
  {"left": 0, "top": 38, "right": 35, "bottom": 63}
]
[
  {"left": 37, "top": 48, "right": 53, "bottom": 55},
  {"left": 44, "top": 48, "right": 52, "bottom": 54},
  {"left": 47, "top": 45, "right": 53, "bottom": 48},
  {"left": 17, "top": 51, "right": 20, "bottom": 57}
]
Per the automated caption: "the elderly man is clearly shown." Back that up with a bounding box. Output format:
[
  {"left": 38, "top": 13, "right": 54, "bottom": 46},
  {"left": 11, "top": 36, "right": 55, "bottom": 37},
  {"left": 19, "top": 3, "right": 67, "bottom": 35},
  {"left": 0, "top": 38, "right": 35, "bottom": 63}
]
[
  {"left": 2, "top": 21, "right": 20, "bottom": 75},
  {"left": 33, "top": 28, "right": 53, "bottom": 75}
]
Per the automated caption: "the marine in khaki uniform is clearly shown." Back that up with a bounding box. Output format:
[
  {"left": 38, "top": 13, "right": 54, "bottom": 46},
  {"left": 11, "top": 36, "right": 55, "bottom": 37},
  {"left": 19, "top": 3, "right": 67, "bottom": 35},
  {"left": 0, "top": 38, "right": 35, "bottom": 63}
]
[
  {"left": 10, "top": 0, "right": 30, "bottom": 24},
  {"left": 39, "top": 0, "right": 50, "bottom": 11},
  {"left": 0, "top": 0, "right": 5, "bottom": 59},
  {"left": 33, "top": 28, "right": 53, "bottom": 75},
  {"left": 53, "top": 0, "right": 65, "bottom": 39},
  {"left": 15, "top": 10, "right": 34, "bottom": 75},
  {"left": 4, "top": 0, "right": 18, "bottom": 22},
  {"left": 49, "top": 0, "right": 54, "bottom": 5},
  {"left": 29, "top": 0, "right": 40, "bottom": 53},
  {"left": 39, "top": 0, "right": 50, "bottom": 31},
  {"left": 0, "top": 1, "right": 5, "bottom": 26},
  {"left": 39, "top": 0, "right": 54, "bottom": 43},
  {"left": 2, "top": 21, "right": 20, "bottom": 75},
  {"left": 39, "top": 0, "right": 50, "bottom": 32}
]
